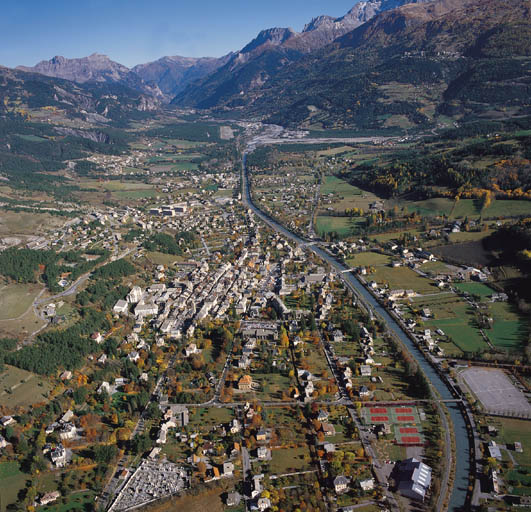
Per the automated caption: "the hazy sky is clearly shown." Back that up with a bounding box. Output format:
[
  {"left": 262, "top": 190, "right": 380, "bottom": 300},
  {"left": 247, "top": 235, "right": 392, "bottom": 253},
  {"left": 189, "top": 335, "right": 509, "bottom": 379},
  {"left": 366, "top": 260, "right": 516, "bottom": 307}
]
[{"left": 1, "top": 0, "right": 358, "bottom": 68}]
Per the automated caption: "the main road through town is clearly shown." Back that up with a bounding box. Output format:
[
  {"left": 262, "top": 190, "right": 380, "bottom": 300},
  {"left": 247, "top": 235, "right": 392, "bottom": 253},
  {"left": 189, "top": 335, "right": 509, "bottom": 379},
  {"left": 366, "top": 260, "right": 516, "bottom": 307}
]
[{"left": 241, "top": 148, "right": 470, "bottom": 511}]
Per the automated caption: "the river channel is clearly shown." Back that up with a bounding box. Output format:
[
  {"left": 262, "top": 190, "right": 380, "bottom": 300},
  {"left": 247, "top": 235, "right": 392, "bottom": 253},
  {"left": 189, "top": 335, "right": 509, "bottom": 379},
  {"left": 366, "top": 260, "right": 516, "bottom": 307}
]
[{"left": 242, "top": 152, "right": 470, "bottom": 511}]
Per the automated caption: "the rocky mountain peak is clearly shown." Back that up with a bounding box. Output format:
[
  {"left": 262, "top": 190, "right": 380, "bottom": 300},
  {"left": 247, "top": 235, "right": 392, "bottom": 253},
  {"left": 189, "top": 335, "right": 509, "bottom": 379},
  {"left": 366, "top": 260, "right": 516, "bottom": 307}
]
[
  {"left": 302, "top": 15, "right": 336, "bottom": 33},
  {"left": 241, "top": 27, "right": 297, "bottom": 54}
]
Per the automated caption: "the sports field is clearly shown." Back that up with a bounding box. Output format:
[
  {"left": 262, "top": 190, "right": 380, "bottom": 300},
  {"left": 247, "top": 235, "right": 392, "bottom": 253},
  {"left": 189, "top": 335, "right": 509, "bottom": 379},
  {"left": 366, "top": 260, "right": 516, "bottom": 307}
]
[
  {"left": 394, "top": 425, "right": 425, "bottom": 445},
  {"left": 362, "top": 405, "right": 421, "bottom": 425},
  {"left": 461, "top": 368, "right": 531, "bottom": 415}
]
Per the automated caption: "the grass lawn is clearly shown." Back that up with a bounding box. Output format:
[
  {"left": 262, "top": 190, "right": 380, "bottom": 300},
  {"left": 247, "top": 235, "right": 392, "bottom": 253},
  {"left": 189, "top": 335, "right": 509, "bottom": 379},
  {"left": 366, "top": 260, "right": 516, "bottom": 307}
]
[
  {"left": 269, "top": 446, "right": 312, "bottom": 475},
  {"left": 372, "top": 266, "right": 439, "bottom": 294},
  {"left": 145, "top": 251, "right": 185, "bottom": 266},
  {"left": 0, "top": 365, "right": 51, "bottom": 408},
  {"left": 488, "top": 417, "right": 531, "bottom": 467},
  {"left": 253, "top": 373, "right": 294, "bottom": 401},
  {"left": 455, "top": 282, "right": 495, "bottom": 298},
  {"left": 0, "top": 283, "right": 42, "bottom": 320},
  {"left": 345, "top": 251, "right": 391, "bottom": 267},
  {"left": 189, "top": 407, "right": 233, "bottom": 428},
  {"left": 316, "top": 216, "right": 364, "bottom": 236},
  {"left": 486, "top": 302, "right": 528, "bottom": 351},
  {"left": 0, "top": 462, "right": 28, "bottom": 507}
]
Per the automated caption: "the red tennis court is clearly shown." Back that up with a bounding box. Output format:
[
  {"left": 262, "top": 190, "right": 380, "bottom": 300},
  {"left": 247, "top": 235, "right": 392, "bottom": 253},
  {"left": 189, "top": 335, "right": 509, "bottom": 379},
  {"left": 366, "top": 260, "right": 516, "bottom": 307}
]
[
  {"left": 370, "top": 407, "right": 388, "bottom": 414},
  {"left": 400, "top": 436, "right": 421, "bottom": 444},
  {"left": 397, "top": 415, "right": 415, "bottom": 422},
  {"left": 371, "top": 416, "right": 389, "bottom": 422},
  {"left": 395, "top": 407, "right": 413, "bottom": 413},
  {"left": 399, "top": 427, "right": 419, "bottom": 434}
]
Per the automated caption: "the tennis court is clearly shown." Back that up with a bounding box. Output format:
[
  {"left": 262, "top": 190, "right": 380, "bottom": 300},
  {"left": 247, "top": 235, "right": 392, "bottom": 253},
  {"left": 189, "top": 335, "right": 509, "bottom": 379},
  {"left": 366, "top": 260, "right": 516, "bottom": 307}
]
[
  {"left": 362, "top": 405, "right": 421, "bottom": 425},
  {"left": 394, "top": 425, "right": 424, "bottom": 445}
]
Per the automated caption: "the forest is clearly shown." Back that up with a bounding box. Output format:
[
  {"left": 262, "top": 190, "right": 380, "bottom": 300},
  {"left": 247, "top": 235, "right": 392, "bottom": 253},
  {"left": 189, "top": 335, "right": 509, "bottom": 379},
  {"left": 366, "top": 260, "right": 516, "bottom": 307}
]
[{"left": 6, "top": 309, "right": 109, "bottom": 374}]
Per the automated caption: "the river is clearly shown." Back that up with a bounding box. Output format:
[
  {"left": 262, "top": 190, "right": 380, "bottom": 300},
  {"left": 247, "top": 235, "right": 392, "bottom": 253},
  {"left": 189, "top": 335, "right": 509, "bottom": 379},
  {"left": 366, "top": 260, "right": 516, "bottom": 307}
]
[{"left": 242, "top": 152, "right": 470, "bottom": 511}]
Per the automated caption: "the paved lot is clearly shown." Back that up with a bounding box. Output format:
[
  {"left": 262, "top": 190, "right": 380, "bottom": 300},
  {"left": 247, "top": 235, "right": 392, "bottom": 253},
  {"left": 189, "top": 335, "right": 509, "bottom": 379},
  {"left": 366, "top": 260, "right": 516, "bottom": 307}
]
[{"left": 461, "top": 367, "right": 531, "bottom": 414}]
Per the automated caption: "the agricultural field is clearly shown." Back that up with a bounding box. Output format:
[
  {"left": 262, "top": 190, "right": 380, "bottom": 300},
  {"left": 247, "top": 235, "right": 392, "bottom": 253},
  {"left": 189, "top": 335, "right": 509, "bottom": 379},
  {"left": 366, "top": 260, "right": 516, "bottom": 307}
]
[
  {"left": 0, "top": 365, "right": 52, "bottom": 408},
  {"left": 268, "top": 446, "right": 312, "bottom": 475}
]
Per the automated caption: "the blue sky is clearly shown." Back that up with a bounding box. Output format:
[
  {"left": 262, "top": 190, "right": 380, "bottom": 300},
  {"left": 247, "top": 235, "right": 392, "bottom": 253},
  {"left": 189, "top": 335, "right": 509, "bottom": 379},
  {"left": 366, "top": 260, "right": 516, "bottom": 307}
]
[{"left": 1, "top": 0, "right": 358, "bottom": 68}]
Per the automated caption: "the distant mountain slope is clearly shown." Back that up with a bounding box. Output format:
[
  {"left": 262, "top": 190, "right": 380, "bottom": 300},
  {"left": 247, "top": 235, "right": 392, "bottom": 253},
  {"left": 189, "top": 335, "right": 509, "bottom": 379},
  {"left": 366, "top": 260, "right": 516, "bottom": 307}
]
[
  {"left": 240, "top": 0, "right": 531, "bottom": 129},
  {"left": 131, "top": 54, "right": 233, "bottom": 98},
  {"left": 17, "top": 53, "right": 164, "bottom": 100},
  {"left": 172, "top": 0, "right": 427, "bottom": 109},
  {"left": 0, "top": 66, "right": 159, "bottom": 124}
]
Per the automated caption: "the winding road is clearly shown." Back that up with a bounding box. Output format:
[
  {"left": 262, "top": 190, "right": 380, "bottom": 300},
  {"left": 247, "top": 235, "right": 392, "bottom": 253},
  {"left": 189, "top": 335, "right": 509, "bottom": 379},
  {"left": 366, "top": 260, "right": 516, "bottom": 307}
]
[{"left": 241, "top": 135, "right": 471, "bottom": 511}]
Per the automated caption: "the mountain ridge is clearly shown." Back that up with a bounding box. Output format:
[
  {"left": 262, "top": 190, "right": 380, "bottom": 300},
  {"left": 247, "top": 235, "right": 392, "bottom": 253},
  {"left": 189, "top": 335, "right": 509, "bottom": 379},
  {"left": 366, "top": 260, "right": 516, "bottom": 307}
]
[{"left": 172, "top": 0, "right": 427, "bottom": 109}]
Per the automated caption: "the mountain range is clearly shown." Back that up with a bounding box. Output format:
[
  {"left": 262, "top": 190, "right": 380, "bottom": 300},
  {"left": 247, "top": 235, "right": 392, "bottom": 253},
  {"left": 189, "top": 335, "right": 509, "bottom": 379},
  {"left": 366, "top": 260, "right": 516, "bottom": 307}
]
[
  {"left": 5, "top": 0, "right": 531, "bottom": 128},
  {"left": 13, "top": 0, "right": 421, "bottom": 106}
]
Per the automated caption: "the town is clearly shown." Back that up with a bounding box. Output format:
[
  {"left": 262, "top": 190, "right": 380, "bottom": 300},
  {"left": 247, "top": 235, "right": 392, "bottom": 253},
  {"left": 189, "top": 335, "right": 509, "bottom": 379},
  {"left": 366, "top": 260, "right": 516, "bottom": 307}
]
[{"left": 0, "top": 113, "right": 529, "bottom": 512}]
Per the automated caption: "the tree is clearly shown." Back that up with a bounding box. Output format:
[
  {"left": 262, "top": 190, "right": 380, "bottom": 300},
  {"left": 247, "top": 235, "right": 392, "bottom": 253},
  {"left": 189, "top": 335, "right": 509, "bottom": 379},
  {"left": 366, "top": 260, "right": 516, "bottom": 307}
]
[{"left": 197, "top": 461, "right": 207, "bottom": 477}]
